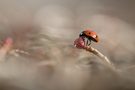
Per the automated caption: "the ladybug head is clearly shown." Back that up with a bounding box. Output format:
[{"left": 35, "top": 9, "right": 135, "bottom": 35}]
[{"left": 79, "top": 29, "right": 99, "bottom": 42}]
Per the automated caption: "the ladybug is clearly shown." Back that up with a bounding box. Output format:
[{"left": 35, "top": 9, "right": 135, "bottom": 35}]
[{"left": 79, "top": 29, "right": 99, "bottom": 46}]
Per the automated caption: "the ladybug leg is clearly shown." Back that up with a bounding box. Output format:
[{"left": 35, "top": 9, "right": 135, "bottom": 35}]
[
  {"left": 84, "top": 37, "right": 91, "bottom": 46},
  {"left": 87, "top": 39, "right": 91, "bottom": 46},
  {"left": 84, "top": 37, "right": 88, "bottom": 46}
]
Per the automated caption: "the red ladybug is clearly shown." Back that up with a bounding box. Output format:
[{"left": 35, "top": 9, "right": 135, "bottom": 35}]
[{"left": 79, "top": 29, "right": 99, "bottom": 46}]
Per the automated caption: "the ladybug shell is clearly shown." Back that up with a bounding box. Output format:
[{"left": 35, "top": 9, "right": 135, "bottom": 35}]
[{"left": 80, "top": 30, "right": 99, "bottom": 42}]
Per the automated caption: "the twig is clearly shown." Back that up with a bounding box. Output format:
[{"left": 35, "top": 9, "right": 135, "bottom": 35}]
[{"left": 84, "top": 46, "right": 116, "bottom": 70}]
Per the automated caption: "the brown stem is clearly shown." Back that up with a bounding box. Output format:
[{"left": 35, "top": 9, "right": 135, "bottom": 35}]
[{"left": 84, "top": 46, "right": 116, "bottom": 70}]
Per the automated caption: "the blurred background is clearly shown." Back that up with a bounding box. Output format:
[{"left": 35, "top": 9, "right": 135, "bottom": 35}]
[{"left": 0, "top": 0, "right": 135, "bottom": 90}]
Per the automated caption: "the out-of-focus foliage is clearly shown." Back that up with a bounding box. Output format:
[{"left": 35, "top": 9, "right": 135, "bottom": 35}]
[{"left": 0, "top": 0, "right": 135, "bottom": 90}]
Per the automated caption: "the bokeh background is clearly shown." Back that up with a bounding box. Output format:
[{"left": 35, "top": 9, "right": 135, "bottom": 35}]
[{"left": 0, "top": 0, "right": 135, "bottom": 90}]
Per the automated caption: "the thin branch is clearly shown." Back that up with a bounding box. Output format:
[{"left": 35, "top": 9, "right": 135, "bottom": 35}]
[
  {"left": 84, "top": 46, "right": 116, "bottom": 70},
  {"left": 82, "top": 46, "right": 135, "bottom": 72}
]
